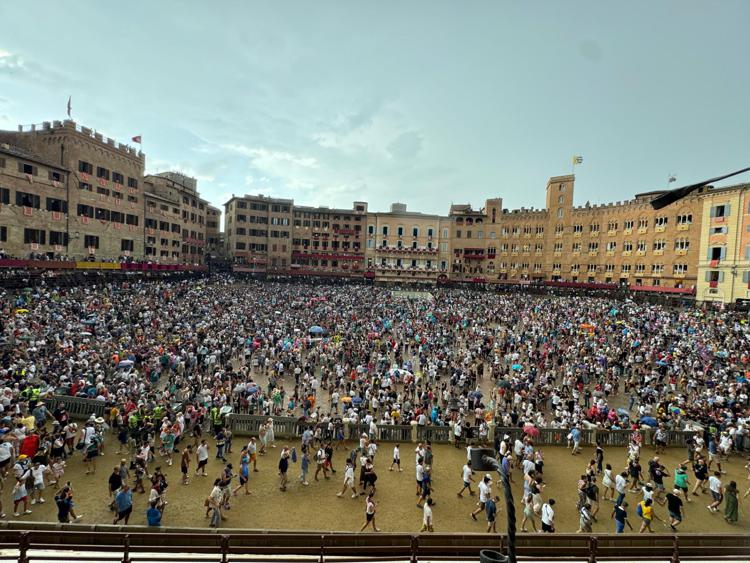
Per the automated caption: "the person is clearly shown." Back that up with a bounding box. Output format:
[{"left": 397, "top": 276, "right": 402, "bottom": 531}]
[
  {"left": 521, "top": 493, "right": 538, "bottom": 533},
  {"left": 471, "top": 474, "right": 492, "bottom": 521},
  {"left": 298, "top": 447, "right": 310, "bottom": 486},
  {"left": 54, "top": 485, "right": 82, "bottom": 523},
  {"left": 541, "top": 499, "right": 556, "bottom": 533},
  {"left": 113, "top": 483, "right": 133, "bottom": 525},
  {"left": 146, "top": 500, "right": 162, "bottom": 526},
  {"left": 359, "top": 492, "right": 380, "bottom": 532},
  {"left": 207, "top": 478, "right": 224, "bottom": 527},
  {"left": 247, "top": 438, "right": 259, "bottom": 472},
  {"left": 612, "top": 501, "right": 633, "bottom": 533},
  {"left": 665, "top": 488, "right": 684, "bottom": 531},
  {"left": 457, "top": 460, "right": 475, "bottom": 497},
  {"left": 30, "top": 461, "right": 49, "bottom": 505},
  {"left": 83, "top": 430, "right": 103, "bottom": 475},
  {"left": 602, "top": 463, "right": 615, "bottom": 501},
  {"left": 389, "top": 444, "right": 401, "bottom": 472},
  {"left": 196, "top": 440, "right": 209, "bottom": 477},
  {"left": 636, "top": 498, "right": 665, "bottom": 533},
  {"left": 673, "top": 464, "right": 691, "bottom": 503},
  {"left": 615, "top": 471, "right": 628, "bottom": 506},
  {"left": 336, "top": 459, "right": 358, "bottom": 498},
  {"left": 12, "top": 477, "right": 32, "bottom": 517},
  {"left": 578, "top": 502, "right": 593, "bottom": 533},
  {"left": 485, "top": 495, "right": 499, "bottom": 533},
  {"left": 724, "top": 481, "right": 739, "bottom": 524},
  {"left": 181, "top": 445, "right": 192, "bottom": 485},
  {"left": 314, "top": 445, "right": 328, "bottom": 481},
  {"left": 278, "top": 446, "right": 290, "bottom": 492},
  {"left": 420, "top": 497, "right": 434, "bottom": 532},
  {"left": 234, "top": 450, "right": 252, "bottom": 494},
  {"left": 108, "top": 466, "right": 123, "bottom": 511},
  {"left": 707, "top": 471, "right": 723, "bottom": 513}
]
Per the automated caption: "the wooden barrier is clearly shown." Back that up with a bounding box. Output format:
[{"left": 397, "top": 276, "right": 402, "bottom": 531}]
[{"left": 0, "top": 524, "right": 747, "bottom": 562}]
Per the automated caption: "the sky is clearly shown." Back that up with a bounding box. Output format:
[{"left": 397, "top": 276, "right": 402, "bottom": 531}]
[{"left": 0, "top": 1, "right": 749, "bottom": 221}]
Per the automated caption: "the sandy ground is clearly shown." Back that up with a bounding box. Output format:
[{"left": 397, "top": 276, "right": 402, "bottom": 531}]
[{"left": 6, "top": 437, "right": 748, "bottom": 534}]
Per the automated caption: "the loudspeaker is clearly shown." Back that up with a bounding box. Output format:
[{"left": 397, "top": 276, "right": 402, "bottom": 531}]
[{"left": 469, "top": 447, "right": 498, "bottom": 471}]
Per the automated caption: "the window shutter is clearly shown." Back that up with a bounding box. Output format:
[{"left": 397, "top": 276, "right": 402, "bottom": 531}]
[
  {"left": 745, "top": 246, "right": 750, "bottom": 261},
  {"left": 705, "top": 271, "right": 712, "bottom": 282},
  {"left": 743, "top": 271, "right": 750, "bottom": 284},
  {"left": 721, "top": 247, "right": 727, "bottom": 260},
  {"left": 32, "top": 166, "right": 38, "bottom": 176},
  {"left": 719, "top": 271, "right": 725, "bottom": 283},
  {"left": 725, "top": 203, "right": 731, "bottom": 217},
  {"left": 710, "top": 206, "right": 716, "bottom": 218},
  {"left": 707, "top": 248, "right": 713, "bottom": 260}
]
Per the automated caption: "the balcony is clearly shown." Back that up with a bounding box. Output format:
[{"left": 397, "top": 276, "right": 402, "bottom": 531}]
[
  {"left": 654, "top": 249, "right": 664, "bottom": 256},
  {"left": 709, "top": 259, "right": 719, "bottom": 267},
  {"left": 676, "top": 249, "right": 688, "bottom": 255},
  {"left": 655, "top": 225, "right": 666, "bottom": 233},
  {"left": 606, "top": 250, "right": 615, "bottom": 256},
  {"left": 638, "top": 227, "right": 648, "bottom": 234},
  {"left": 590, "top": 231, "right": 599, "bottom": 238},
  {"left": 607, "top": 230, "right": 617, "bottom": 236},
  {"left": 624, "top": 228, "right": 633, "bottom": 235},
  {"left": 677, "top": 224, "right": 690, "bottom": 231},
  {"left": 333, "top": 228, "right": 357, "bottom": 236},
  {"left": 573, "top": 232, "right": 582, "bottom": 238},
  {"left": 622, "top": 250, "right": 632, "bottom": 256},
  {"left": 636, "top": 250, "right": 646, "bottom": 256},
  {"left": 709, "top": 280, "right": 719, "bottom": 288}
]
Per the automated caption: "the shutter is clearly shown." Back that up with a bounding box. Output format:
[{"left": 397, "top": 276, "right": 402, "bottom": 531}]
[
  {"left": 705, "top": 271, "right": 712, "bottom": 282},
  {"left": 721, "top": 247, "right": 727, "bottom": 260},
  {"left": 32, "top": 166, "right": 38, "bottom": 176},
  {"left": 745, "top": 246, "right": 750, "bottom": 261},
  {"left": 743, "top": 271, "right": 750, "bottom": 284},
  {"left": 17, "top": 161, "right": 23, "bottom": 173},
  {"left": 710, "top": 206, "right": 716, "bottom": 218},
  {"left": 719, "top": 272, "right": 725, "bottom": 283},
  {"left": 725, "top": 203, "right": 731, "bottom": 217},
  {"left": 707, "top": 248, "right": 713, "bottom": 261}
]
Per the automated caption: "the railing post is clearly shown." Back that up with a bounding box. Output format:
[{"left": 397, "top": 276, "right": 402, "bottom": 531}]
[
  {"left": 588, "top": 535, "right": 597, "bottom": 563},
  {"left": 671, "top": 535, "right": 680, "bottom": 563},
  {"left": 122, "top": 534, "right": 130, "bottom": 563},
  {"left": 18, "top": 531, "right": 29, "bottom": 563},
  {"left": 319, "top": 534, "right": 325, "bottom": 563},
  {"left": 221, "top": 534, "right": 230, "bottom": 563},
  {"left": 410, "top": 534, "right": 418, "bottom": 563}
]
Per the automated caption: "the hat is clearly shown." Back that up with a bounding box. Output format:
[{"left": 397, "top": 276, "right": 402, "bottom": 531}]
[
  {"left": 485, "top": 473, "right": 492, "bottom": 480},
  {"left": 18, "top": 454, "right": 28, "bottom": 460},
  {"left": 95, "top": 417, "right": 105, "bottom": 424}
]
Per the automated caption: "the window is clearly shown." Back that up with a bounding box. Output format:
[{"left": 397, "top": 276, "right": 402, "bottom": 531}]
[
  {"left": 397, "top": 226, "right": 404, "bottom": 236},
  {"left": 439, "top": 242, "right": 448, "bottom": 252},
  {"left": 427, "top": 228, "right": 434, "bottom": 237},
  {"left": 573, "top": 224, "right": 583, "bottom": 233},
  {"left": 442, "top": 228, "right": 449, "bottom": 238},
  {"left": 638, "top": 217, "right": 648, "bottom": 228},
  {"left": 572, "top": 242, "right": 581, "bottom": 252},
  {"left": 653, "top": 239, "right": 666, "bottom": 251},
  {"left": 606, "top": 241, "right": 617, "bottom": 251},
  {"left": 49, "top": 231, "right": 67, "bottom": 246},
  {"left": 635, "top": 263, "right": 646, "bottom": 273},
  {"left": 46, "top": 198, "right": 68, "bottom": 213},
  {"left": 673, "top": 264, "right": 688, "bottom": 274},
  {"left": 674, "top": 238, "right": 690, "bottom": 251},
  {"left": 554, "top": 242, "right": 563, "bottom": 252},
  {"left": 456, "top": 230, "right": 462, "bottom": 238},
  {"left": 111, "top": 211, "right": 124, "bottom": 223},
  {"left": 555, "top": 225, "right": 564, "bottom": 234},
  {"left": 412, "top": 227, "right": 419, "bottom": 237},
  {"left": 112, "top": 172, "right": 124, "bottom": 184},
  {"left": 381, "top": 225, "right": 389, "bottom": 236},
  {"left": 80, "top": 182, "right": 92, "bottom": 192},
  {"left": 84, "top": 235, "right": 99, "bottom": 249},
  {"left": 368, "top": 225, "right": 374, "bottom": 235},
  {"left": 0, "top": 226, "right": 6, "bottom": 242},
  {"left": 121, "top": 239, "right": 134, "bottom": 252},
  {"left": 624, "top": 220, "right": 634, "bottom": 230},
  {"left": 78, "top": 161, "right": 93, "bottom": 174},
  {"left": 589, "top": 223, "right": 600, "bottom": 233},
  {"left": 95, "top": 208, "right": 110, "bottom": 221},
  {"left": 654, "top": 216, "right": 668, "bottom": 227},
  {"left": 557, "top": 208, "right": 564, "bottom": 219},
  {"left": 636, "top": 240, "right": 647, "bottom": 252},
  {"left": 77, "top": 204, "right": 94, "bottom": 218},
  {"left": 126, "top": 214, "right": 139, "bottom": 226},
  {"left": 623, "top": 241, "right": 633, "bottom": 252},
  {"left": 16, "top": 191, "right": 40, "bottom": 208},
  {"left": 23, "top": 228, "right": 45, "bottom": 244},
  {"left": 558, "top": 195, "right": 564, "bottom": 204},
  {"left": 621, "top": 264, "right": 631, "bottom": 273},
  {"left": 96, "top": 166, "right": 110, "bottom": 180},
  {"left": 235, "top": 242, "right": 246, "bottom": 250},
  {"left": 651, "top": 264, "right": 664, "bottom": 274},
  {"left": 49, "top": 170, "right": 62, "bottom": 182},
  {"left": 676, "top": 214, "right": 692, "bottom": 225},
  {"left": 607, "top": 221, "right": 618, "bottom": 231},
  {"left": 711, "top": 204, "right": 729, "bottom": 218},
  {"left": 0, "top": 187, "right": 9, "bottom": 205},
  {"left": 588, "top": 242, "right": 599, "bottom": 252},
  {"left": 710, "top": 226, "right": 728, "bottom": 235},
  {"left": 127, "top": 177, "right": 138, "bottom": 189}
]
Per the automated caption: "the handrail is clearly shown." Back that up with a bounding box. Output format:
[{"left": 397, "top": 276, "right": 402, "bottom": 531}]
[{"left": 0, "top": 526, "right": 747, "bottom": 562}]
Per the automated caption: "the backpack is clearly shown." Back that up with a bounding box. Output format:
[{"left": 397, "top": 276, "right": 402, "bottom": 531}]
[{"left": 636, "top": 502, "right": 643, "bottom": 517}]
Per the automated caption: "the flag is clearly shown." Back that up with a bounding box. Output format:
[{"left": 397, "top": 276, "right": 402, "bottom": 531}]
[
  {"left": 131, "top": 135, "right": 142, "bottom": 144},
  {"left": 572, "top": 155, "right": 583, "bottom": 165},
  {"left": 67, "top": 96, "right": 71, "bottom": 118}
]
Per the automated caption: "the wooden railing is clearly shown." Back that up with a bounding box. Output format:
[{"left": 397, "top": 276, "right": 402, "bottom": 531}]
[{"left": 0, "top": 525, "right": 746, "bottom": 562}]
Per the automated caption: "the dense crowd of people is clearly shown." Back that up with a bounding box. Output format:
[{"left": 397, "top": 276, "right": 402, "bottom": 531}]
[{"left": 0, "top": 276, "right": 747, "bottom": 530}]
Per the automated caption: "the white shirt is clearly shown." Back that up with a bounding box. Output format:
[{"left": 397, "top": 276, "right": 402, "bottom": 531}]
[
  {"left": 709, "top": 475, "right": 722, "bottom": 493},
  {"left": 197, "top": 444, "right": 209, "bottom": 461},
  {"left": 416, "top": 464, "right": 424, "bottom": 482},
  {"left": 0, "top": 442, "right": 13, "bottom": 462},
  {"left": 392, "top": 446, "right": 400, "bottom": 460},
  {"left": 423, "top": 503, "right": 433, "bottom": 525},
  {"left": 462, "top": 464, "right": 473, "bottom": 483},
  {"left": 615, "top": 474, "right": 627, "bottom": 494},
  {"left": 31, "top": 465, "right": 46, "bottom": 485},
  {"left": 344, "top": 466, "right": 354, "bottom": 483},
  {"left": 479, "top": 480, "right": 491, "bottom": 502},
  {"left": 541, "top": 503, "right": 555, "bottom": 525}
]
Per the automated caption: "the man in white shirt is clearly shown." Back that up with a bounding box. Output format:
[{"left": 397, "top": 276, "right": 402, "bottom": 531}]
[
  {"left": 707, "top": 472, "right": 723, "bottom": 512},
  {"left": 457, "top": 460, "right": 475, "bottom": 497},
  {"left": 420, "top": 497, "right": 434, "bottom": 532},
  {"left": 471, "top": 474, "right": 492, "bottom": 520},
  {"left": 541, "top": 499, "right": 556, "bottom": 532},
  {"left": 615, "top": 471, "right": 628, "bottom": 506}
]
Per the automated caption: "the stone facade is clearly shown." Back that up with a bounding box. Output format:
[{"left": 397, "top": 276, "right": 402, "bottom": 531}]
[
  {"left": 0, "top": 121, "right": 145, "bottom": 261},
  {"left": 143, "top": 172, "right": 207, "bottom": 264},
  {"left": 0, "top": 144, "right": 70, "bottom": 258}
]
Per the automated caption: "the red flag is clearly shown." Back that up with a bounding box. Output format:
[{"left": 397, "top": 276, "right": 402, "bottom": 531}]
[{"left": 131, "top": 135, "right": 142, "bottom": 144}]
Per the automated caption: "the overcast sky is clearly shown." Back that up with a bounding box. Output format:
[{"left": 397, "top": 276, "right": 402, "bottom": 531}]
[{"left": 1, "top": 1, "right": 748, "bottom": 217}]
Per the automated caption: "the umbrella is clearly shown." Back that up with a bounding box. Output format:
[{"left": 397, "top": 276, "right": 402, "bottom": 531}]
[
  {"left": 117, "top": 360, "right": 134, "bottom": 368},
  {"left": 351, "top": 397, "right": 363, "bottom": 405},
  {"left": 341, "top": 396, "right": 352, "bottom": 403},
  {"left": 219, "top": 405, "right": 233, "bottom": 415},
  {"left": 523, "top": 424, "right": 540, "bottom": 438},
  {"left": 14, "top": 309, "right": 29, "bottom": 315},
  {"left": 655, "top": 360, "right": 668, "bottom": 366},
  {"left": 511, "top": 363, "right": 523, "bottom": 371},
  {"left": 617, "top": 408, "right": 630, "bottom": 418},
  {"left": 640, "top": 416, "right": 658, "bottom": 427},
  {"left": 580, "top": 323, "right": 595, "bottom": 330},
  {"left": 80, "top": 331, "right": 92, "bottom": 337},
  {"left": 308, "top": 326, "right": 326, "bottom": 335}
]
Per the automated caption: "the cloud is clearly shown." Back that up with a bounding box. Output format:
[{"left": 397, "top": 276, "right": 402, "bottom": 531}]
[
  {"left": 221, "top": 144, "right": 319, "bottom": 169},
  {"left": 387, "top": 131, "right": 423, "bottom": 160}
]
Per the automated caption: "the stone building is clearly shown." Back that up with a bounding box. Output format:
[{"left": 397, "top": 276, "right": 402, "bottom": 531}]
[
  {"left": 0, "top": 143, "right": 70, "bottom": 259},
  {"left": 364, "top": 203, "right": 452, "bottom": 284},
  {"left": 205, "top": 204, "right": 222, "bottom": 258},
  {"left": 224, "top": 194, "right": 293, "bottom": 272},
  {"left": 0, "top": 120, "right": 145, "bottom": 260},
  {"left": 695, "top": 183, "right": 750, "bottom": 303},
  {"left": 143, "top": 172, "right": 207, "bottom": 264},
  {"left": 291, "top": 202, "right": 368, "bottom": 277}
]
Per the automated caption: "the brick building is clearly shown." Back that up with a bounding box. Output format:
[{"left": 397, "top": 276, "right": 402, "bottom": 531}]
[
  {"left": 0, "top": 120, "right": 145, "bottom": 260},
  {"left": 143, "top": 172, "right": 207, "bottom": 264},
  {"left": 224, "top": 194, "right": 293, "bottom": 273},
  {"left": 205, "top": 204, "right": 222, "bottom": 258},
  {"left": 290, "top": 202, "right": 368, "bottom": 277},
  {"left": 0, "top": 143, "right": 70, "bottom": 258}
]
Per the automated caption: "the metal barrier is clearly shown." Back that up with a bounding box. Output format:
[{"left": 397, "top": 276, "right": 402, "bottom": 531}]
[
  {"left": 0, "top": 525, "right": 747, "bottom": 562},
  {"left": 43, "top": 395, "right": 108, "bottom": 420}
]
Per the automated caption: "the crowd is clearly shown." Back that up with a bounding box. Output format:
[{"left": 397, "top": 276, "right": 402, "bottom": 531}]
[{"left": 0, "top": 276, "right": 747, "bottom": 530}]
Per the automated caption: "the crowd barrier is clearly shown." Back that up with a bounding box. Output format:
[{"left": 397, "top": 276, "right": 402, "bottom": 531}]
[
  {"left": 0, "top": 525, "right": 746, "bottom": 562},
  {"left": 40, "top": 396, "right": 700, "bottom": 449}
]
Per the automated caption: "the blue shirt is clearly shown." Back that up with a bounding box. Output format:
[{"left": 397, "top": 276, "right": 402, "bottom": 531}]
[
  {"left": 115, "top": 489, "right": 133, "bottom": 512},
  {"left": 485, "top": 499, "right": 497, "bottom": 521},
  {"left": 146, "top": 507, "right": 162, "bottom": 526}
]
